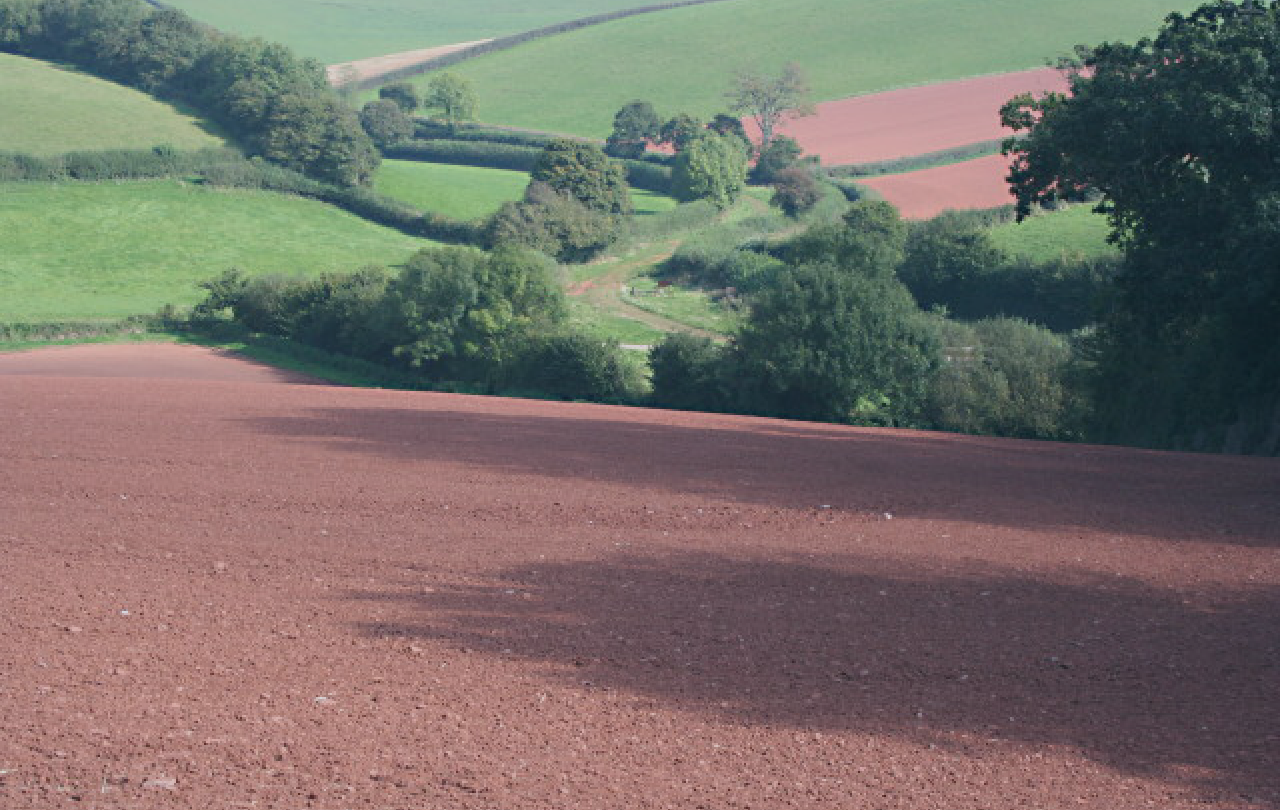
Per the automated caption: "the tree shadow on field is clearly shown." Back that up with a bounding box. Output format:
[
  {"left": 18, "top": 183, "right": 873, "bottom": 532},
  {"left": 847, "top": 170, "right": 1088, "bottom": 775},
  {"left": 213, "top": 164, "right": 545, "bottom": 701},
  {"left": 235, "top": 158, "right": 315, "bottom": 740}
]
[
  {"left": 352, "top": 552, "right": 1280, "bottom": 806},
  {"left": 242, "top": 405, "right": 1280, "bottom": 546}
]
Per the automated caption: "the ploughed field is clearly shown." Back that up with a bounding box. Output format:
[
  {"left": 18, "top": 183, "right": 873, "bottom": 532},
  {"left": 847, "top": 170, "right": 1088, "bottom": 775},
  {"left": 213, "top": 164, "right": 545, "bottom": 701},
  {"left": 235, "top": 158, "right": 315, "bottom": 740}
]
[{"left": 1, "top": 344, "right": 1277, "bottom": 809}]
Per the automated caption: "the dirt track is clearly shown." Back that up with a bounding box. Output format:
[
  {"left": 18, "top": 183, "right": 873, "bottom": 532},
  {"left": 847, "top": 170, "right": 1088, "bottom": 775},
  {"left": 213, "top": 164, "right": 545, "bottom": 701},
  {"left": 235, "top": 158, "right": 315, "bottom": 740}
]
[{"left": 2, "top": 344, "right": 1277, "bottom": 809}]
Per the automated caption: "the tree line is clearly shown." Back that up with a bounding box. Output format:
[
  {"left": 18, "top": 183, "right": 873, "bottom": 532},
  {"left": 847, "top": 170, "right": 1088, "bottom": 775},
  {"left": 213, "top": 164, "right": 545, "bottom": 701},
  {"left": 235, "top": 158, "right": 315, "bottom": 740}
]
[{"left": 0, "top": 0, "right": 378, "bottom": 185}]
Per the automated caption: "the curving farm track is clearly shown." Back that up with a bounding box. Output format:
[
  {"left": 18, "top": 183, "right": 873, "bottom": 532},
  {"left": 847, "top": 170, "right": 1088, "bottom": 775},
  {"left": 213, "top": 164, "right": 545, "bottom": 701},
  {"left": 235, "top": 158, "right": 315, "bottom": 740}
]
[{"left": 1, "top": 344, "right": 1278, "bottom": 809}]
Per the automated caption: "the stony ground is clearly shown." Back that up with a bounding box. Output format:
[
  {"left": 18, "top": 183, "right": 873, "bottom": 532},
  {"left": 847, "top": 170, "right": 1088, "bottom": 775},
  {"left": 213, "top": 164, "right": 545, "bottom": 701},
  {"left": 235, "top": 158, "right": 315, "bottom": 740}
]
[{"left": 2, "top": 343, "right": 1277, "bottom": 809}]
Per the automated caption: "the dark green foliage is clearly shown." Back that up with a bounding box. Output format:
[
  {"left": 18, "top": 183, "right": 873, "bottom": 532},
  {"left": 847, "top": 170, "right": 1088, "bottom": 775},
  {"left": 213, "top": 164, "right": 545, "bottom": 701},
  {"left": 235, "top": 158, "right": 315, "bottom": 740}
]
[
  {"left": 769, "top": 165, "right": 821, "bottom": 216},
  {"left": 605, "top": 100, "right": 662, "bottom": 159},
  {"left": 708, "top": 113, "right": 749, "bottom": 145},
  {"left": 924, "top": 317, "right": 1082, "bottom": 440},
  {"left": 509, "top": 332, "right": 633, "bottom": 402},
  {"left": 663, "top": 235, "right": 784, "bottom": 293},
  {"left": 782, "top": 200, "right": 907, "bottom": 274},
  {"left": 192, "top": 245, "right": 568, "bottom": 389},
  {"left": 387, "top": 139, "right": 542, "bottom": 171},
  {"left": 898, "top": 212, "right": 1009, "bottom": 302},
  {"left": 670, "top": 131, "right": 748, "bottom": 209},
  {"left": 657, "top": 113, "right": 703, "bottom": 153},
  {"left": 1002, "top": 1, "right": 1280, "bottom": 450},
  {"left": 0, "top": 0, "right": 378, "bottom": 186},
  {"left": 486, "top": 182, "right": 620, "bottom": 262},
  {"left": 378, "top": 82, "right": 419, "bottom": 113},
  {"left": 733, "top": 261, "right": 940, "bottom": 424},
  {"left": 648, "top": 333, "right": 728, "bottom": 411},
  {"left": 750, "top": 135, "right": 801, "bottom": 184},
  {"left": 359, "top": 98, "right": 414, "bottom": 148},
  {"left": 0, "top": 145, "right": 241, "bottom": 181},
  {"left": 531, "top": 139, "right": 632, "bottom": 215}
]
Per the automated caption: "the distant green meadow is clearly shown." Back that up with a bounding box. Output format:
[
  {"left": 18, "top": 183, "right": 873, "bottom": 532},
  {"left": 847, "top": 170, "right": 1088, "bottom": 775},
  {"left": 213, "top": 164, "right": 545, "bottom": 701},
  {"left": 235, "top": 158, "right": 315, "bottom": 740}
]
[
  {"left": 0, "top": 180, "right": 430, "bottom": 322},
  {"left": 158, "top": 0, "right": 656, "bottom": 64},
  {"left": 0, "top": 53, "right": 227, "bottom": 154},
  {"left": 375, "top": 160, "right": 678, "bottom": 220},
  {"left": 989, "top": 205, "right": 1119, "bottom": 263},
  {"left": 429, "top": 0, "right": 1199, "bottom": 138}
]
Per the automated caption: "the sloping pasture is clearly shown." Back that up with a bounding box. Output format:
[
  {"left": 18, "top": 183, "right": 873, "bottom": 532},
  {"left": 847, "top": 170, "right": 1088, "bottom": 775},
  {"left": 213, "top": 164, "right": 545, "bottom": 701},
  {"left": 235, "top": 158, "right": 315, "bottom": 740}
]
[
  {"left": 158, "top": 0, "right": 662, "bottom": 64},
  {"left": 0, "top": 53, "right": 227, "bottom": 154},
  {"left": 0, "top": 180, "right": 430, "bottom": 322},
  {"left": 436, "top": 0, "right": 1199, "bottom": 138}
]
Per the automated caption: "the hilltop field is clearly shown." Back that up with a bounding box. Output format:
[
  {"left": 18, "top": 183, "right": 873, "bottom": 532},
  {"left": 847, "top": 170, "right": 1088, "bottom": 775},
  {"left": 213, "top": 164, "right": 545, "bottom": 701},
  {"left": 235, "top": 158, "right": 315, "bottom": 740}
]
[{"left": 1, "top": 344, "right": 1276, "bottom": 808}]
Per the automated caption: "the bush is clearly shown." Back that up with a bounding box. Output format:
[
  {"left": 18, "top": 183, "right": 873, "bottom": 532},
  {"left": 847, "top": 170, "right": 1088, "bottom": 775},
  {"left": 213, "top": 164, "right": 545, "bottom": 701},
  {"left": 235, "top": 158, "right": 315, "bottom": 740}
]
[
  {"left": 770, "top": 166, "right": 822, "bottom": 216},
  {"left": 486, "top": 183, "right": 620, "bottom": 262},
  {"left": 510, "top": 332, "right": 634, "bottom": 402},
  {"left": 664, "top": 234, "right": 783, "bottom": 293},
  {"left": 923, "top": 317, "right": 1082, "bottom": 440},
  {"left": 649, "top": 333, "right": 727, "bottom": 411}
]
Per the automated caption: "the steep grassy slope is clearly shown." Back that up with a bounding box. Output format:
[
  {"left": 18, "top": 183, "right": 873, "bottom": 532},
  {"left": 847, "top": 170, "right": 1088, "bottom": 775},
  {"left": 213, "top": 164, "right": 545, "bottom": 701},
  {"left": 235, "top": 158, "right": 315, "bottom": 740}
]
[
  {"left": 0, "top": 53, "right": 227, "bottom": 154},
  {"left": 158, "top": 0, "right": 659, "bottom": 64},
  {"left": 440, "top": 0, "right": 1199, "bottom": 137},
  {"left": 0, "top": 180, "right": 430, "bottom": 322}
]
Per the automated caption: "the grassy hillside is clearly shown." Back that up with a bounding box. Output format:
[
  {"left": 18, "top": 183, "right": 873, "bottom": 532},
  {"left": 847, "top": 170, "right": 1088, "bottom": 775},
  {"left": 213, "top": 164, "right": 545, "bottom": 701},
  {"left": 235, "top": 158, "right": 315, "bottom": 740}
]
[
  {"left": 0, "top": 180, "right": 430, "bottom": 322},
  {"left": 0, "top": 53, "right": 227, "bottom": 154},
  {"left": 373, "top": 161, "right": 530, "bottom": 219},
  {"left": 159, "top": 0, "right": 660, "bottom": 65},
  {"left": 437, "top": 0, "right": 1199, "bottom": 137},
  {"left": 989, "top": 205, "right": 1119, "bottom": 263},
  {"left": 375, "top": 160, "right": 679, "bottom": 220}
]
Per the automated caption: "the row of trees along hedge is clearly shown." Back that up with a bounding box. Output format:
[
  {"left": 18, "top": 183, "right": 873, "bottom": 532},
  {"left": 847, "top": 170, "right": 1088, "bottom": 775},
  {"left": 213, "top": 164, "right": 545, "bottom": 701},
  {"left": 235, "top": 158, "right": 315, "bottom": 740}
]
[
  {"left": 192, "top": 246, "right": 640, "bottom": 401},
  {"left": 0, "top": 0, "right": 378, "bottom": 185}
]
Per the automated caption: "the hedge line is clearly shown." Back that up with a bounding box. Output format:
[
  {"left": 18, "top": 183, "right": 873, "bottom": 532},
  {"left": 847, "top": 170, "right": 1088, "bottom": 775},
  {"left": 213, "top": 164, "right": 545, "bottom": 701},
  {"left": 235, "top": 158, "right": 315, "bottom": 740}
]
[
  {"left": 197, "top": 158, "right": 482, "bottom": 244},
  {"left": 385, "top": 139, "right": 673, "bottom": 193},
  {"left": 0, "top": 146, "right": 244, "bottom": 182},
  {"left": 825, "top": 140, "right": 1007, "bottom": 178},
  {"left": 344, "top": 0, "right": 737, "bottom": 90}
]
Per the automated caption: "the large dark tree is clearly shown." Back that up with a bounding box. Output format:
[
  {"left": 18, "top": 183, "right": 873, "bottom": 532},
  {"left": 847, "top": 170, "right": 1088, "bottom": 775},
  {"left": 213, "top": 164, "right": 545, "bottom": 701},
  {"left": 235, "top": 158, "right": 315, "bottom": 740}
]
[
  {"left": 604, "top": 100, "right": 662, "bottom": 159},
  {"left": 530, "top": 139, "right": 632, "bottom": 215},
  {"left": 1002, "top": 0, "right": 1280, "bottom": 451}
]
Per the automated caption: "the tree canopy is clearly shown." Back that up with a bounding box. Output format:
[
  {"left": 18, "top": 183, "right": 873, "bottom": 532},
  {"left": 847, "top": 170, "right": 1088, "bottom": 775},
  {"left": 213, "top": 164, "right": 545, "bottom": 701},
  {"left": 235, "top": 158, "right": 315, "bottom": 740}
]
[
  {"left": 1002, "top": 0, "right": 1280, "bottom": 449},
  {"left": 424, "top": 72, "right": 476, "bottom": 130},
  {"left": 726, "top": 63, "right": 815, "bottom": 148}
]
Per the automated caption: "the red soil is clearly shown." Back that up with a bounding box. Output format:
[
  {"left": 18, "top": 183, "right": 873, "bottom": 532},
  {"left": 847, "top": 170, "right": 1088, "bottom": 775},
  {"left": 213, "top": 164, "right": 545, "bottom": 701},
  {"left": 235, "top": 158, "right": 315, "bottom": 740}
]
[
  {"left": 2, "top": 344, "right": 1278, "bottom": 810},
  {"left": 858, "top": 154, "right": 1019, "bottom": 219},
  {"left": 753, "top": 68, "right": 1069, "bottom": 166}
]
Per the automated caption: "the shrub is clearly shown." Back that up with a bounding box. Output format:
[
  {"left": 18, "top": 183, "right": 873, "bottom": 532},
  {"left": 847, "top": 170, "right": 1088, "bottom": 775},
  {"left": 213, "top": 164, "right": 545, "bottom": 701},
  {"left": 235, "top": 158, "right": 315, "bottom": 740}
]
[
  {"left": 510, "top": 332, "right": 633, "bottom": 402},
  {"left": 649, "top": 333, "right": 727, "bottom": 411}
]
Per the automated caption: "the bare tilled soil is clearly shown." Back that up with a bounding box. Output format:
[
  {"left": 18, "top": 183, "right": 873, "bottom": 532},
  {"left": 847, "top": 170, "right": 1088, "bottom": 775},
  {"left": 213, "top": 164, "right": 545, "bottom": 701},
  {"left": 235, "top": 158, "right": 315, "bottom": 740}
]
[{"left": 1, "top": 344, "right": 1277, "bottom": 809}]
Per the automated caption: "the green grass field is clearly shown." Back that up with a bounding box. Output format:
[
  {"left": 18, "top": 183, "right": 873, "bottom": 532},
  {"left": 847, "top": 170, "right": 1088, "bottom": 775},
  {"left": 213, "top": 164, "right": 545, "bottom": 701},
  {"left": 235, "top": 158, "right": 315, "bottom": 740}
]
[
  {"left": 159, "top": 0, "right": 657, "bottom": 64},
  {"left": 0, "top": 53, "right": 227, "bottom": 155},
  {"left": 989, "top": 205, "right": 1119, "bottom": 263},
  {"left": 429, "top": 0, "right": 1198, "bottom": 137},
  {"left": 375, "top": 160, "right": 679, "bottom": 219},
  {"left": 0, "top": 180, "right": 431, "bottom": 322}
]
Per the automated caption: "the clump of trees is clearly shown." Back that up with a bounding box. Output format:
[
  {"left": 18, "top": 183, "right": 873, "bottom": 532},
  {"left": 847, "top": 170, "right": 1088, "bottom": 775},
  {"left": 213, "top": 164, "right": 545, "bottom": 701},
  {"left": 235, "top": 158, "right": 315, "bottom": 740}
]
[
  {"left": 486, "top": 139, "right": 632, "bottom": 261},
  {"left": 0, "top": 0, "right": 378, "bottom": 185},
  {"left": 1001, "top": 0, "right": 1280, "bottom": 451},
  {"left": 192, "top": 245, "right": 640, "bottom": 401}
]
